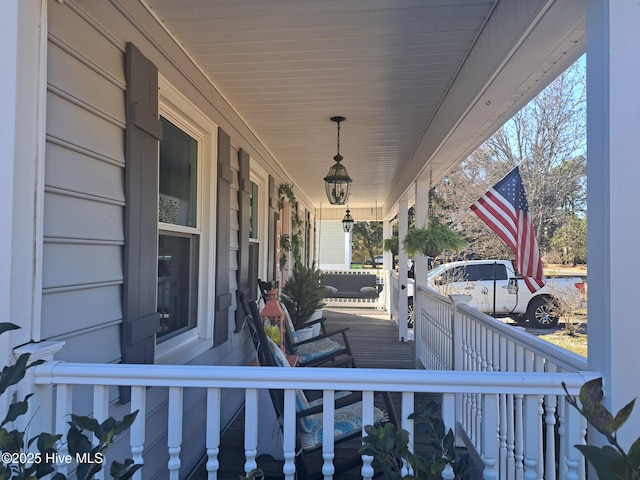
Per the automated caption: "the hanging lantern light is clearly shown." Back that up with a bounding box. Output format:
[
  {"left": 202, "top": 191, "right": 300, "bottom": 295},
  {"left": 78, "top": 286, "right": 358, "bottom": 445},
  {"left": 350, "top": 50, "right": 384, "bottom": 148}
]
[
  {"left": 342, "top": 209, "right": 354, "bottom": 233},
  {"left": 324, "top": 116, "right": 352, "bottom": 205}
]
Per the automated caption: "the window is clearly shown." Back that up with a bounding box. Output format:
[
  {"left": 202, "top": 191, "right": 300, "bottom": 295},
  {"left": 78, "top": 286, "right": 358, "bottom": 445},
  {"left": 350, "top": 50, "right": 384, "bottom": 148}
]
[
  {"left": 465, "top": 264, "right": 508, "bottom": 282},
  {"left": 249, "top": 181, "right": 259, "bottom": 240},
  {"left": 157, "top": 117, "right": 200, "bottom": 339}
]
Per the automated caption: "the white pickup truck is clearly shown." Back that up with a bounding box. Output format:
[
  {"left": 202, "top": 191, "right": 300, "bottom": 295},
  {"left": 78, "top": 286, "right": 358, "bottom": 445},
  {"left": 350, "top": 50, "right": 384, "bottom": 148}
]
[{"left": 408, "top": 259, "right": 585, "bottom": 328}]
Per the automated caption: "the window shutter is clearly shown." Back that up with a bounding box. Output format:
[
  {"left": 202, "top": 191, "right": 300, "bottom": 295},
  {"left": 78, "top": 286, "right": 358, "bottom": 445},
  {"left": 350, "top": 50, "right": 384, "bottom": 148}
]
[
  {"left": 121, "top": 43, "right": 162, "bottom": 402},
  {"left": 214, "top": 128, "right": 233, "bottom": 345},
  {"left": 235, "top": 149, "right": 251, "bottom": 331}
]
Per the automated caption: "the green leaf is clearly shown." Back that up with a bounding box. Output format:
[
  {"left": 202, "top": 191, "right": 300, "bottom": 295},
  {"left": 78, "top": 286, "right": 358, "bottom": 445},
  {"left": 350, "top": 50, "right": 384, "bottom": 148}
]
[
  {"left": 1, "top": 394, "right": 33, "bottom": 426},
  {"left": 67, "top": 423, "right": 92, "bottom": 456},
  {"left": 113, "top": 411, "right": 139, "bottom": 435},
  {"left": 0, "top": 323, "right": 20, "bottom": 336},
  {"left": 71, "top": 414, "right": 101, "bottom": 434},
  {"left": 628, "top": 437, "right": 640, "bottom": 470},
  {"left": 33, "top": 432, "right": 63, "bottom": 452},
  {"left": 612, "top": 398, "right": 636, "bottom": 432},
  {"left": 575, "top": 445, "right": 631, "bottom": 480},
  {"left": 0, "top": 353, "right": 30, "bottom": 395},
  {"left": 579, "top": 378, "right": 605, "bottom": 411}
]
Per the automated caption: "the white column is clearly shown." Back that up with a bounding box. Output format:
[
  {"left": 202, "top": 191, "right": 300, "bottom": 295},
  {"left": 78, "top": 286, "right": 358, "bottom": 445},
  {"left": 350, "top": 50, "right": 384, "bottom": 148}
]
[
  {"left": 586, "top": 0, "right": 640, "bottom": 448},
  {"left": 383, "top": 220, "right": 392, "bottom": 314},
  {"left": 398, "top": 195, "right": 409, "bottom": 342},
  {"left": 1, "top": 0, "right": 47, "bottom": 347},
  {"left": 0, "top": 0, "right": 47, "bottom": 418},
  {"left": 344, "top": 229, "right": 352, "bottom": 267},
  {"left": 0, "top": 0, "right": 19, "bottom": 381},
  {"left": 413, "top": 180, "right": 429, "bottom": 350}
]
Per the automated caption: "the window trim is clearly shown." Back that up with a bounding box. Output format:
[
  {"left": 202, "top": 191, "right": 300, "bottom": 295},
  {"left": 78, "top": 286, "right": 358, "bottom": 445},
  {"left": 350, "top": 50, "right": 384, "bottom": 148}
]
[
  {"left": 250, "top": 163, "right": 269, "bottom": 280},
  {"left": 155, "top": 76, "right": 217, "bottom": 364}
]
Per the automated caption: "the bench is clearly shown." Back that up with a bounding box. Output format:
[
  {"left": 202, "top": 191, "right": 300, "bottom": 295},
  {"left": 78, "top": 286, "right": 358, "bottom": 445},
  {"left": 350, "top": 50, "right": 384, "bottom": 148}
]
[{"left": 321, "top": 273, "right": 382, "bottom": 299}]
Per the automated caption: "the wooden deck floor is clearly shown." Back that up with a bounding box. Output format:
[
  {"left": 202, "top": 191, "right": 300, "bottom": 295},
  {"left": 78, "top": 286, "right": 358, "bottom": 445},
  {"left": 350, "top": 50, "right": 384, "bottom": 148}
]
[{"left": 188, "top": 308, "right": 471, "bottom": 479}]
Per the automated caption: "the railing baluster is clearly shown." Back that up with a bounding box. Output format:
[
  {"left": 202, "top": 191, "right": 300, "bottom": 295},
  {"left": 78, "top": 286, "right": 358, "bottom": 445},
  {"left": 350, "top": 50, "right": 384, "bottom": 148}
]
[
  {"left": 322, "top": 389, "right": 335, "bottom": 479},
  {"left": 401, "top": 391, "right": 414, "bottom": 476},
  {"left": 243, "top": 388, "right": 258, "bottom": 475},
  {"left": 360, "top": 391, "right": 375, "bottom": 480},
  {"left": 130, "top": 386, "right": 146, "bottom": 480},
  {"left": 167, "top": 387, "right": 183, "bottom": 479},
  {"left": 557, "top": 386, "right": 569, "bottom": 480},
  {"left": 482, "top": 393, "right": 498, "bottom": 480},
  {"left": 92, "top": 385, "right": 109, "bottom": 480},
  {"left": 282, "top": 389, "right": 296, "bottom": 480},
  {"left": 206, "top": 387, "right": 221, "bottom": 479},
  {"left": 515, "top": 393, "right": 524, "bottom": 480},
  {"left": 524, "top": 395, "right": 542, "bottom": 480},
  {"left": 55, "top": 384, "right": 72, "bottom": 476}
]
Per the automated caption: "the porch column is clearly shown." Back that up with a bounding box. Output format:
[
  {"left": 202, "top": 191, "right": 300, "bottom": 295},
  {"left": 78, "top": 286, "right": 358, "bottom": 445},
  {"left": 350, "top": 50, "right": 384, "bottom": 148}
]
[
  {"left": 586, "top": 0, "right": 640, "bottom": 447},
  {"left": 398, "top": 195, "right": 409, "bottom": 342},
  {"left": 0, "top": 0, "right": 47, "bottom": 352},
  {"left": 413, "top": 180, "right": 429, "bottom": 354},
  {"left": 383, "top": 219, "right": 392, "bottom": 314}
]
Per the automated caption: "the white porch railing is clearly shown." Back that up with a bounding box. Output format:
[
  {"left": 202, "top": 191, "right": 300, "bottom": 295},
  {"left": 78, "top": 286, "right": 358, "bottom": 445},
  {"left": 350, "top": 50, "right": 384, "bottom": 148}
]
[
  {"left": 413, "top": 284, "right": 591, "bottom": 480},
  {"left": 33, "top": 362, "right": 596, "bottom": 480}
]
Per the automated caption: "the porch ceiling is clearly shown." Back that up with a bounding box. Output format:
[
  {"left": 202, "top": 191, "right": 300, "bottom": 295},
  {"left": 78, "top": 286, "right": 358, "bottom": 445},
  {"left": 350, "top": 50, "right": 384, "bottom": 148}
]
[{"left": 144, "top": 0, "right": 585, "bottom": 216}]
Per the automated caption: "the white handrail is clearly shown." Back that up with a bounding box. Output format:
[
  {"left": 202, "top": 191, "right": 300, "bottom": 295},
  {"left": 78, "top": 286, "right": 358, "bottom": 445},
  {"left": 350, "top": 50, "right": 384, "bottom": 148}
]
[
  {"left": 33, "top": 361, "right": 597, "bottom": 480},
  {"left": 33, "top": 362, "right": 595, "bottom": 393}
]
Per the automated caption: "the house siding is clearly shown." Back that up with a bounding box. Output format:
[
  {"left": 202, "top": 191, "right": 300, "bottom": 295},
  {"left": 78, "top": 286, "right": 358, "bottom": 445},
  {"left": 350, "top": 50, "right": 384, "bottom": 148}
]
[
  {"left": 43, "top": 0, "right": 255, "bottom": 476},
  {"left": 44, "top": 2, "right": 126, "bottom": 362}
]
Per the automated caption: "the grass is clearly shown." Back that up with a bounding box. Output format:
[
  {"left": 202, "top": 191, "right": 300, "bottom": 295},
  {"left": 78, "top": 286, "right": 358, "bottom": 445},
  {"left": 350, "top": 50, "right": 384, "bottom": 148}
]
[
  {"left": 538, "top": 329, "right": 587, "bottom": 357},
  {"left": 530, "top": 313, "right": 588, "bottom": 357}
]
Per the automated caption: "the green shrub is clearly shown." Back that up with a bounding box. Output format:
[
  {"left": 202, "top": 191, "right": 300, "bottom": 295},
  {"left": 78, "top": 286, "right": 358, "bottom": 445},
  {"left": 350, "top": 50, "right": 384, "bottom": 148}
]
[
  {"left": 0, "top": 322, "right": 142, "bottom": 479},
  {"left": 360, "top": 400, "right": 469, "bottom": 479}
]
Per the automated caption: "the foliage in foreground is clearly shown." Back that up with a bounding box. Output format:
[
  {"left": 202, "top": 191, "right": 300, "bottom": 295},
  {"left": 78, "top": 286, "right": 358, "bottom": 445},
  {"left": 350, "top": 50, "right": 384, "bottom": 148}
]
[
  {"left": 0, "top": 322, "right": 142, "bottom": 480},
  {"left": 360, "top": 400, "right": 469, "bottom": 479},
  {"left": 563, "top": 377, "right": 640, "bottom": 480}
]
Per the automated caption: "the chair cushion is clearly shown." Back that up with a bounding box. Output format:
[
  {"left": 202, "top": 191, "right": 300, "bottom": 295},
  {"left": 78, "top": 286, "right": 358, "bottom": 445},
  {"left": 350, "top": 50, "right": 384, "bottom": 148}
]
[
  {"left": 297, "top": 402, "right": 387, "bottom": 451},
  {"left": 280, "top": 303, "right": 299, "bottom": 344},
  {"left": 265, "top": 338, "right": 316, "bottom": 432},
  {"left": 295, "top": 337, "right": 343, "bottom": 363},
  {"left": 267, "top": 337, "right": 290, "bottom": 367}
]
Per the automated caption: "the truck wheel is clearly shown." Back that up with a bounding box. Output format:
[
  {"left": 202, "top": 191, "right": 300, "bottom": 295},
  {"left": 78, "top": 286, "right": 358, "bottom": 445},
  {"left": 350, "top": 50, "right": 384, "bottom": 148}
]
[
  {"left": 526, "top": 297, "right": 559, "bottom": 328},
  {"left": 407, "top": 296, "right": 414, "bottom": 328}
]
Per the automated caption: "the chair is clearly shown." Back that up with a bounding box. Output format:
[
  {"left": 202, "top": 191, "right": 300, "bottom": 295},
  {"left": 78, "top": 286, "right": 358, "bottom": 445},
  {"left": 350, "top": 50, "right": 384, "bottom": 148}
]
[
  {"left": 245, "top": 298, "right": 397, "bottom": 479},
  {"left": 280, "top": 302, "right": 356, "bottom": 368},
  {"left": 255, "top": 280, "right": 356, "bottom": 368}
]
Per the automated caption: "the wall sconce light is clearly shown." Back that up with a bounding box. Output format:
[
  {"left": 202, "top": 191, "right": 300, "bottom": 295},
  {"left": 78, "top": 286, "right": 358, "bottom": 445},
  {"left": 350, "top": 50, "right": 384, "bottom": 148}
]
[
  {"left": 342, "top": 209, "right": 354, "bottom": 233},
  {"left": 324, "top": 116, "right": 352, "bottom": 205}
]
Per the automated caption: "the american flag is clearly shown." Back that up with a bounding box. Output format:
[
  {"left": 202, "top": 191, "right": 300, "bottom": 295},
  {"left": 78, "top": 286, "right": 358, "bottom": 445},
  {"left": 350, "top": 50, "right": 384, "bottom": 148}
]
[{"left": 470, "top": 167, "right": 545, "bottom": 292}]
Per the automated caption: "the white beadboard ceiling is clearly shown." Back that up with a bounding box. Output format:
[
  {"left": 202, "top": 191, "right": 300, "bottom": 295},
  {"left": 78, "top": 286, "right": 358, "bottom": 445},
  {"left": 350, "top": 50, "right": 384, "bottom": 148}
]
[{"left": 145, "top": 0, "right": 585, "bottom": 216}]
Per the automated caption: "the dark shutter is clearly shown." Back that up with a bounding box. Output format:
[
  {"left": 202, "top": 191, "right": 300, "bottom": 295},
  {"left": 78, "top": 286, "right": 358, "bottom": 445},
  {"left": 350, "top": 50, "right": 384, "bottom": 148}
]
[
  {"left": 121, "top": 43, "right": 162, "bottom": 402},
  {"left": 235, "top": 148, "right": 251, "bottom": 332},
  {"left": 214, "top": 129, "right": 233, "bottom": 345},
  {"left": 267, "top": 176, "right": 277, "bottom": 282}
]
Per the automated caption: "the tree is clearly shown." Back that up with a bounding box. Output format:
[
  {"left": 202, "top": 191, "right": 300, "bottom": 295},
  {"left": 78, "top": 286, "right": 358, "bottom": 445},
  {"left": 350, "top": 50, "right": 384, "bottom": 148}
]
[
  {"left": 430, "top": 59, "right": 586, "bottom": 259},
  {"left": 351, "top": 221, "right": 382, "bottom": 265},
  {"left": 550, "top": 215, "right": 587, "bottom": 265}
]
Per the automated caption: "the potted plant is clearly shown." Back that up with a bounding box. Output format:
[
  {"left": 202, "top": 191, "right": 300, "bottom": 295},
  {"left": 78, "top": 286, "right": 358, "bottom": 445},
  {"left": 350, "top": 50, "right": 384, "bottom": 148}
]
[
  {"left": 403, "top": 220, "right": 466, "bottom": 258},
  {"left": 281, "top": 263, "right": 325, "bottom": 335}
]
